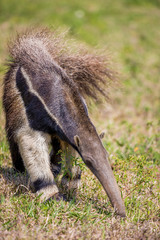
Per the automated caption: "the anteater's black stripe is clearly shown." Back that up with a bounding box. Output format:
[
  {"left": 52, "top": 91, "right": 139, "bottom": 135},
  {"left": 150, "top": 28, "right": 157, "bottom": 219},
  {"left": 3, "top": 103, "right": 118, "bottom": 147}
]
[{"left": 16, "top": 67, "right": 68, "bottom": 141}]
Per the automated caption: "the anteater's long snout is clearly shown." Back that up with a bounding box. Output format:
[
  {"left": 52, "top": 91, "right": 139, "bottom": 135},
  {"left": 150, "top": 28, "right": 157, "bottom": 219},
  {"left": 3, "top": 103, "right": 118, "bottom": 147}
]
[{"left": 84, "top": 154, "right": 126, "bottom": 217}]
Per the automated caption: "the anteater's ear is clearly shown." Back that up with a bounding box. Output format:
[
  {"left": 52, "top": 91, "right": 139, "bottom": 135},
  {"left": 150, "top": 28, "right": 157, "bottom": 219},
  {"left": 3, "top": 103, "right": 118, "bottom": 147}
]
[
  {"left": 74, "top": 135, "right": 81, "bottom": 149},
  {"left": 99, "top": 131, "right": 105, "bottom": 139}
]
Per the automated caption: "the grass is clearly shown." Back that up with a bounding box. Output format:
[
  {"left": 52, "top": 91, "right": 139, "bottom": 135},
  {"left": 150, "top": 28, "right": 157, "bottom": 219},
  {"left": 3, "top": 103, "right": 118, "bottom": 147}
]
[{"left": 0, "top": 0, "right": 160, "bottom": 239}]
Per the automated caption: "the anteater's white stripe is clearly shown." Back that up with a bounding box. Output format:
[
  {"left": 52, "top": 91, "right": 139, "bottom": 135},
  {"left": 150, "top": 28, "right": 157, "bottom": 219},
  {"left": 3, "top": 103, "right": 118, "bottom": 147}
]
[{"left": 21, "top": 67, "right": 63, "bottom": 130}]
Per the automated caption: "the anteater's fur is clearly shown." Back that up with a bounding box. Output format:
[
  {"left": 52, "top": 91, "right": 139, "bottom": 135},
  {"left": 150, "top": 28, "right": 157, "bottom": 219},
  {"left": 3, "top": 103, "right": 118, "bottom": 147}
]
[
  {"left": 2, "top": 28, "right": 124, "bottom": 210},
  {"left": 8, "top": 28, "right": 116, "bottom": 100}
]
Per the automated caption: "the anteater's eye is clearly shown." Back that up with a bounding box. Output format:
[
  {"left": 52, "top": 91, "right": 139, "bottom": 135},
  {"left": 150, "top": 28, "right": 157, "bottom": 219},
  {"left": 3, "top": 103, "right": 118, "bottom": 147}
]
[{"left": 84, "top": 157, "right": 94, "bottom": 168}]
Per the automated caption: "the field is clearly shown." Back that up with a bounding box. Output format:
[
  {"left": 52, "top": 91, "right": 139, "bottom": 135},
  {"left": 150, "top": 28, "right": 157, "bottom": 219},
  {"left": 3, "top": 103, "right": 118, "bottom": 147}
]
[{"left": 0, "top": 0, "right": 160, "bottom": 239}]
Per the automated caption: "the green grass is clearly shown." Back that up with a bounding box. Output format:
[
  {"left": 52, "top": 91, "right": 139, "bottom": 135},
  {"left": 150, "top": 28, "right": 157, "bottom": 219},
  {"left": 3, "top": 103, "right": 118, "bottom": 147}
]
[{"left": 0, "top": 0, "right": 160, "bottom": 239}]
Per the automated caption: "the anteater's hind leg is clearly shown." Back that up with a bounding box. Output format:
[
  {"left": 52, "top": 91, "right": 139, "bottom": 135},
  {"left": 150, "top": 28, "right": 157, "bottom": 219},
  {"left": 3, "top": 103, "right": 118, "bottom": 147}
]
[
  {"left": 15, "top": 127, "right": 59, "bottom": 201},
  {"left": 7, "top": 134, "right": 25, "bottom": 172},
  {"left": 50, "top": 138, "right": 81, "bottom": 192},
  {"left": 50, "top": 136, "right": 62, "bottom": 178},
  {"left": 60, "top": 141, "right": 81, "bottom": 192}
]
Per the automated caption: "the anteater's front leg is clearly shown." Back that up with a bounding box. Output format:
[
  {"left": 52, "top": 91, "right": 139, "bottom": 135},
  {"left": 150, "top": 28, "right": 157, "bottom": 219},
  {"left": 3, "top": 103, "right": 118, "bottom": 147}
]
[
  {"left": 15, "top": 127, "right": 59, "bottom": 201},
  {"left": 60, "top": 141, "right": 81, "bottom": 192}
]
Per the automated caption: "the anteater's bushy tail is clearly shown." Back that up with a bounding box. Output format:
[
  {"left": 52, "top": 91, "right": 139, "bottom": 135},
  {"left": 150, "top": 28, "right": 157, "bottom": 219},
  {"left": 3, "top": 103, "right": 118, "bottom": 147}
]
[{"left": 8, "top": 28, "right": 118, "bottom": 101}]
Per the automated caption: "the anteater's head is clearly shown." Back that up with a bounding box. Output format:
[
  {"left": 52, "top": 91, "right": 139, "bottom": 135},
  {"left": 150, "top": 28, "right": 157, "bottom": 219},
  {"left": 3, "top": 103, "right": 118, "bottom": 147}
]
[
  {"left": 59, "top": 77, "right": 126, "bottom": 217},
  {"left": 73, "top": 128, "right": 126, "bottom": 217}
]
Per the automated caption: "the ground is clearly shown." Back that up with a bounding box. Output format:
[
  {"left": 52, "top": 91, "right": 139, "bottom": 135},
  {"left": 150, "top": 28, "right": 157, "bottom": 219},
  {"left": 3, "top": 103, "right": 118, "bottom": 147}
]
[{"left": 0, "top": 0, "right": 160, "bottom": 239}]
